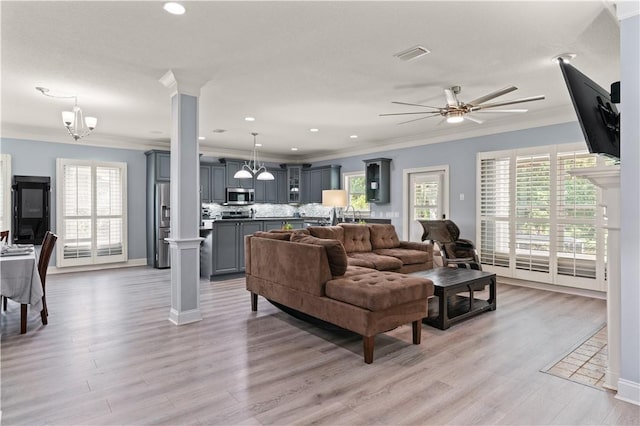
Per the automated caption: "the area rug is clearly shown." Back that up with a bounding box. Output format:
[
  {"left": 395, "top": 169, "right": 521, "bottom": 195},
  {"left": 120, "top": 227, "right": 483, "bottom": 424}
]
[{"left": 542, "top": 324, "right": 608, "bottom": 390}]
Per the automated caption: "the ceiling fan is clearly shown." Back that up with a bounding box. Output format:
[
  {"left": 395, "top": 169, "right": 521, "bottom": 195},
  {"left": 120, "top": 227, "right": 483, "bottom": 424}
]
[{"left": 379, "top": 85, "right": 545, "bottom": 125}]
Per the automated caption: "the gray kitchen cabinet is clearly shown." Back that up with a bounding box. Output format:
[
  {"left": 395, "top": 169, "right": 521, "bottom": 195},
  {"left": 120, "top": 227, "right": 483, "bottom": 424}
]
[
  {"left": 200, "top": 165, "right": 211, "bottom": 203},
  {"left": 200, "top": 164, "right": 226, "bottom": 204},
  {"left": 225, "top": 160, "right": 253, "bottom": 189},
  {"left": 276, "top": 169, "right": 288, "bottom": 204},
  {"left": 211, "top": 220, "right": 262, "bottom": 276},
  {"left": 156, "top": 152, "right": 171, "bottom": 181},
  {"left": 254, "top": 169, "right": 278, "bottom": 203},
  {"left": 287, "top": 166, "right": 302, "bottom": 204},
  {"left": 302, "top": 165, "right": 341, "bottom": 203}
]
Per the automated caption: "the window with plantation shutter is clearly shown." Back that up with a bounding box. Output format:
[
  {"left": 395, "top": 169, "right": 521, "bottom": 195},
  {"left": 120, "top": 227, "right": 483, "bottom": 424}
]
[
  {"left": 0, "top": 154, "right": 11, "bottom": 235},
  {"left": 479, "top": 157, "right": 510, "bottom": 268},
  {"left": 57, "top": 159, "right": 127, "bottom": 267},
  {"left": 477, "top": 144, "right": 608, "bottom": 291}
]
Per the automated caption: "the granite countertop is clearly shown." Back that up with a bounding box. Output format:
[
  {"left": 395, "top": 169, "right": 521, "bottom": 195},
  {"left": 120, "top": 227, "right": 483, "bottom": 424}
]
[{"left": 200, "top": 216, "right": 327, "bottom": 231}]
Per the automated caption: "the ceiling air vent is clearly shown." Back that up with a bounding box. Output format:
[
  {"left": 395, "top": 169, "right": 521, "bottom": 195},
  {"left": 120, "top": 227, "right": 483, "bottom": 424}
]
[{"left": 394, "top": 45, "right": 430, "bottom": 62}]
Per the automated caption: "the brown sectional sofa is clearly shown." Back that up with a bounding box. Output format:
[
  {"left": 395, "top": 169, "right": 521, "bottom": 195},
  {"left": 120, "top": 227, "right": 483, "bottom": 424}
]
[
  {"left": 245, "top": 223, "right": 435, "bottom": 363},
  {"left": 307, "top": 223, "right": 433, "bottom": 273}
]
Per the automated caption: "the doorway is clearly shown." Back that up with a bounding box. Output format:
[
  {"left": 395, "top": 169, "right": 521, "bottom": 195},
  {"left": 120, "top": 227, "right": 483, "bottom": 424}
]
[{"left": 403, "top": 166, "right": 449, "bottom": 241}]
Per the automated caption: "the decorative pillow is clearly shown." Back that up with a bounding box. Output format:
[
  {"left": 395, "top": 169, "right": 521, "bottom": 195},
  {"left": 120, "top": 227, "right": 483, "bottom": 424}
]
[
  {"left": 307, "top": 226, "right": 344, "bottom": 244},
  {"left": 368, "top": 224, "right": 400, "bottom": 249},
  {"left": 253, "top": 231, "right": 291, "bottom": 241},
  {"left": 290, "top": 233, "right": 348, "bottom": 276}
]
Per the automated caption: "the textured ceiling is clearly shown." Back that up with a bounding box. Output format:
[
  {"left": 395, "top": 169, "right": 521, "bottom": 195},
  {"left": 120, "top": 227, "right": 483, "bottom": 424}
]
[{"left": 1, "top": 1, "right": 620, "bottom": 161}]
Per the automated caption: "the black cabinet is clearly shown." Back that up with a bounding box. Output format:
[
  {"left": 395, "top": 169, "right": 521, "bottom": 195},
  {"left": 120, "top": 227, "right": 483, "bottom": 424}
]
[
  {"left": 364, "top": 158, "right": 391, "bottom": 204},
  {"left": 211, "top": 220, "right": 262, "bottom": 276},
  {"left": 200, "top": 163, "right": 226, "bottom": 203},
  {"left": 302, "top": 165, "right": 341, "bottom": 203}
]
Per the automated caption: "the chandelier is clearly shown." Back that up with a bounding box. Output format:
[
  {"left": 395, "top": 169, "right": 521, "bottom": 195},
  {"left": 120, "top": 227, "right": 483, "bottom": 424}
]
[
  {"left": 36, "top": 87, "right": 97, "bottom": 141},
  {"left": 234, "top": 133, "right": 274, "bottom": 181}
]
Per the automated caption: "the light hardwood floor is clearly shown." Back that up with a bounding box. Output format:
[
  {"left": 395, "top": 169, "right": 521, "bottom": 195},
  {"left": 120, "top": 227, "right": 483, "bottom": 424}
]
[{"left": 1, "top": 266, "right": 638, "bottom": 425}]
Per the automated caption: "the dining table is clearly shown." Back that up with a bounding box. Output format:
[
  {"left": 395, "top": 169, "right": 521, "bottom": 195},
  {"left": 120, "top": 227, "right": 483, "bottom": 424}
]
[{"left": 0, "top": 245, "right": 43, "bottom": 333}]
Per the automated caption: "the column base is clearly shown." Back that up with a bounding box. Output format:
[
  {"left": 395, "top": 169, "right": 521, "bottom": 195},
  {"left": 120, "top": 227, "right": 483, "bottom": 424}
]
[
  {"left": 168, "top": 308, "right": 202, "bottom": 326},
  {"left": 604, "top": 368, "right": 620, "bottom": 391}
]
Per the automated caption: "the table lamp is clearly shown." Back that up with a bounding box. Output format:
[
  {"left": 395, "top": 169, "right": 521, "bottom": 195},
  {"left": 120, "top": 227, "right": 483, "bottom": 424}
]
[{"left": 322, "top": 189, "right": 348, "bottom": 225}]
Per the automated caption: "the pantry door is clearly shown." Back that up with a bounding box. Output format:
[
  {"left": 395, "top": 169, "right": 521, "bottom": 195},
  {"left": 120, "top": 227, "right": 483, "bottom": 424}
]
[{"left": 403, "top": 167, "right": 449, "bottom": 241}]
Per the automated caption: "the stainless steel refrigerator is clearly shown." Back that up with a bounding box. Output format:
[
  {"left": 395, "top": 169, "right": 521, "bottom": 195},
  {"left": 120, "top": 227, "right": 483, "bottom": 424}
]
[{"left": 155, "top": 183, "right": 171, "bottom": 268}]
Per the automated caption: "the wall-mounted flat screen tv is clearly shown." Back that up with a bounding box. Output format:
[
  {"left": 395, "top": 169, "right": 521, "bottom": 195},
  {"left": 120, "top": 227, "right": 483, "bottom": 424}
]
[{"left": 559, "top": 61, "right": 620, "bottom": 159}]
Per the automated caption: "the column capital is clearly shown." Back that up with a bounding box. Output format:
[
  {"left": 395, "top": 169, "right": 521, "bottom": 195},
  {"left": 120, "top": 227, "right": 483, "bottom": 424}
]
[{"left": 159, "top": 69, "right": 210, "bottom": 97}]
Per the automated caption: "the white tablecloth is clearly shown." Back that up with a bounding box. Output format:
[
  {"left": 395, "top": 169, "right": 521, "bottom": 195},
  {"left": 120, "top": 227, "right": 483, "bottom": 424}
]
[{"left": 0, "top": 250, "right": 43, "bottom": 312}]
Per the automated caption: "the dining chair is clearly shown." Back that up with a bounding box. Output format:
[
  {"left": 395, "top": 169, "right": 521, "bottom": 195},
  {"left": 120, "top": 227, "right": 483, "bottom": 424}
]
[{"left": 36, "top": 231, "right": 57, "bottom": 325}]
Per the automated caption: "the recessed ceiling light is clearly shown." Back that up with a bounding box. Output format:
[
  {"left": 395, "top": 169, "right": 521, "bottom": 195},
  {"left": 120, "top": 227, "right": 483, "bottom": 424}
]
[
  {"left": 350, "top": 135, "right": 358, "bottom": 139},
  {"left": 291, "top": 147, "right": 298, "bottom": 151},
  {"left": 244, "top": 117, "right": 255, "bottom": 122},
  {"left": 552, "top": 53, "right": 577, "bottom": 64},
  {"left": 212, "top": 129, "right": 227, "bottom": 133},
  {"left": 198, "top": 136, "right": 205, "bottom": 140},
  {"left": 255, "top": 143, "right": 262, "bottom": 147},
  {"left": 163, "top": 2, "right": 185, "bottom": 15},
  {"left": 394, "top": 45, "right": 430, "bottom": 62},
  {"left": 309, "top": 128, "right": 319, "bottom": 132}
]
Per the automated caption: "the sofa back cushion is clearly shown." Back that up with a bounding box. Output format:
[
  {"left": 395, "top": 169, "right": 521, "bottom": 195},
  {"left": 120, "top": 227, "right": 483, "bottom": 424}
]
[
  {"left": 290, "top": 233, "right": 348, "bottom": 276},
  {"left": 339, "top": 223, "right": 372, "bottom": 253},
  {"left": 368, "top": 224, "right": 401, "bottom": 249},
  {"left": 307, "top": 226, "right": 344, "bottom": 244},
  {"left": 253, "top": 231, "right": 291, "bottom": 241}
]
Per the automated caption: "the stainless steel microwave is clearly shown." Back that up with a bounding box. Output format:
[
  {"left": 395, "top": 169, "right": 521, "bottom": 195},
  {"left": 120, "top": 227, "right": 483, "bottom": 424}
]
[{"left": 226, "top": 187, "right": 255, "bottom": 205}]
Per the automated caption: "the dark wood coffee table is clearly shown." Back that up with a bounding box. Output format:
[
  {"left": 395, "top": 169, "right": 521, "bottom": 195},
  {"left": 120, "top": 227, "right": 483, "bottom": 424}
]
[{"left": 413, "top": 267, "right": 496, "bottom": 330}]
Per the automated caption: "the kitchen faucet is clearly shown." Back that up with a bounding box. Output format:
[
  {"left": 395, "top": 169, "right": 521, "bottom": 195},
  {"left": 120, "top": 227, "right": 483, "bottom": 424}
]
[{"left": 344, "top": 205, "right": 357, "bottom": 222}]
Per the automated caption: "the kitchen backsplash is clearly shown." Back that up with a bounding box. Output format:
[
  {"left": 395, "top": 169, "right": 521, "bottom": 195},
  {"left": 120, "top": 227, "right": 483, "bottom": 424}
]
[{"left": 201, "top": 202, "right": 332, "bottom": 218}]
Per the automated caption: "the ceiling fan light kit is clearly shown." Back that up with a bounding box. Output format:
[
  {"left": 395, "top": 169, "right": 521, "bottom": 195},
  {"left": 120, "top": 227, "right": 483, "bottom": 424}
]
[{"left": 380, "top": 85, "right": 545, "bottom": 125}]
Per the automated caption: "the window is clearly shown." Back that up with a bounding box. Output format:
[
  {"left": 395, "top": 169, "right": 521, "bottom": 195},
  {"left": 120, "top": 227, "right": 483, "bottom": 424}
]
[
  {"left": 0, "top": 154, "right": 11, "bottom": 235},
  {"left": 56, "top": 159, "right": 127, "bottom": 267},
  {"left": 343, "top": 172, "right": 369, "bottom": 213},
  {"left": 477, "top": 144, "right": 608, "bottom": 291}
]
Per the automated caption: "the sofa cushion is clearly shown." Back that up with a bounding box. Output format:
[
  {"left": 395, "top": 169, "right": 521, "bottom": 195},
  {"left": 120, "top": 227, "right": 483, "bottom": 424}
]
[
  {"left": 346, "top": 256, "right": 376, "bottom": 268},
  {"left": 348, "top": 252, "right": 403, "bottom": 271},
  {"left": 342, "top": 265, "right": 378, "bottom": 278},
  {"left": 290, "top": 233, "right": 348, "bottom": 276},
  {"left": 368, "top": 224, "right": 401, "bottom": 249},
  {"left": 326, "top": 271, "right": 432, "bottom": 311},
  {"left": 253, "top": 231, "right": 291, "bottom": 241},
  {"left": 339, "top": 223, "right": 372, "bottom": 253},
  {"left": 374, "top": 248, "right": 430, "bottom": 265},
  {"left": 307, "top": 226, "right": 344, "bottom": 244}
]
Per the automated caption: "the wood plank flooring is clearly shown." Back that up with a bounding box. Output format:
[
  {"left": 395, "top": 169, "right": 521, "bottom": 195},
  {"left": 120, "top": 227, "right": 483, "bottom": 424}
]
[{"left": 1, "top": 266, "right": 638, "bottom": 425}]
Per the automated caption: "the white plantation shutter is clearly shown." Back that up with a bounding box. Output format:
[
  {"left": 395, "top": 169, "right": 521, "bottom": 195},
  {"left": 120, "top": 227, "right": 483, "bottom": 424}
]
[
  {"left": 515, "top": 154, "right": 551, "bottom": 273},
  {"left": 477, "top": 145, "right": 607, "bottom": 291},
  {"left": 57, "top": 159, "right": 127, "bottom": 267},
  {"left": 479, "top": 157, "right": 510, "bottom": 268},
  {"left": 556, "top": 152, "right": 598, "bottom": 279}
]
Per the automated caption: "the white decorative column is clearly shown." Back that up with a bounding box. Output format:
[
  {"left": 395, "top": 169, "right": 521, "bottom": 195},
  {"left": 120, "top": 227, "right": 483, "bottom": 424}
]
[
  {"left": 569, "top": 166, "right": 620, "bottom": 390},
  {"left": 159, "top": 70, "right": 208, "bottom": 325}
]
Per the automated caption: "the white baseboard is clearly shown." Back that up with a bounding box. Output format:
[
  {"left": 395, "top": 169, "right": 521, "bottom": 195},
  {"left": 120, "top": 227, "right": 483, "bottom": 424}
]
[
  {"left": 48, "top": 258, "right": 148, "bottom": 275},
  {"left": 616, "top": 378, "right": 640, "bottom": 406},
  {"left": 168, "top": 308, "right": 202, "bottom": 326},
  {"left": 497, "top": 276, "right": 606, "bottom": 300}
]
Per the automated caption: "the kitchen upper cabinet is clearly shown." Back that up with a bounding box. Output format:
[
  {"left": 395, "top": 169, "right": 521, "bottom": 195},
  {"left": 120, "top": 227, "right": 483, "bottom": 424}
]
[
  {"left": 200, "top": 163, "right": 226, "bottom": 203},
  {"left": 225, "top": 160, "right": 253, "bottom": 189},
  {"left": 287, "top": 166, "right": 302, "bottom": 204},
  {"left": 156, "top": 152, "right": 171, "bottom": 181},
  {"left": 254, "top": 169, "right": 279, "bottom": 204},
  {"left": 302, "top": 165, "right": 341, "bottom": 204},
  {"left": 276, "top": 169, "right": 288, "bottom": 204}
]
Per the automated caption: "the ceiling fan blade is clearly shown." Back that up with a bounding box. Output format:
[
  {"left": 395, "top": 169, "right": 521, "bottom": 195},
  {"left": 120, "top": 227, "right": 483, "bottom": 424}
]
[
  {"left": 471, "top": 95, "right": 545, "bottom": 110},
  {"left": 473, "top": 109, "right": 528, "bottom": 113},
  {"left": 444, "top": 89, "right": 458, "bottom": 107},
  {"left": 379, "top": 111, "right": 441, "bottom": 117},
  {"left": 466, "top": 86, "right": 518, "bottom": 106},
  {"left": 391, "top": 101, "right": 441, "bottom": 109},
  {"left": 464, "top": 115, "right": 484, "bottom": 124},
  {"left": 397, "top": 115, "right": 441, "bottom": 125},
  {"left": 436, "top": 117, "right": 447, "bottom": 126}
]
